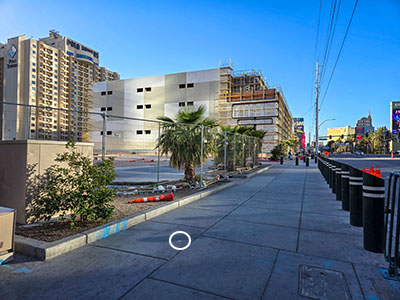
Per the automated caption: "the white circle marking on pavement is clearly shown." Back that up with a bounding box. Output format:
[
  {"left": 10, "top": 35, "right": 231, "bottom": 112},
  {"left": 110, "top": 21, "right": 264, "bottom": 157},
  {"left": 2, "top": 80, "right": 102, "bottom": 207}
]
[{"left": 169, "top": 231, "right": 191, "bottom": 251}]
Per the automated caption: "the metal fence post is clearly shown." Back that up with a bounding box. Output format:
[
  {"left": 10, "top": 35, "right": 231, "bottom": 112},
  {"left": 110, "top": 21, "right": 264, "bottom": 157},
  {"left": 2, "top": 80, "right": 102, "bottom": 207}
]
[
  {"left": 242, "top": 135, "right": 245, "bottom": 167},
  {"left": 233, "top": 133, "right": 236, "bottom": 171},
  {"left": 253, "top": 138, "right": 256, "bottom": 167},
  {"left": 157, "top": 122, "right": 161, "bottom": 183},
  {"left": 248, "top": 136, "right": 251, "bottom": 164},
  {"left": 101, "top": 112, "right": 106, "bottom": 160},
  {"left": 200, "top": 125, "right": 204, "bottom": 188},
  {"left": 224, "top": 130, "right": 227, "bottom": 178}
]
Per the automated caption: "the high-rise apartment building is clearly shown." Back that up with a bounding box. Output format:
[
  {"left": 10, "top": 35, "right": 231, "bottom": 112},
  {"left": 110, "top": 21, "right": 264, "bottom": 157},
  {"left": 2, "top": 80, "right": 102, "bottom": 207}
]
[{"left": 0, "top": 30, "right": 119, "bottom": 141}]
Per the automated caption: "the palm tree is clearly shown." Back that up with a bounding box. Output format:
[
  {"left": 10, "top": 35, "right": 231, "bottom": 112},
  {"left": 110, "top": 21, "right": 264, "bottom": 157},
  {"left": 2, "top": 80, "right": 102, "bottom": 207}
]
[{"left": 157, "top": 106, "right": 217, "bottom": 184}]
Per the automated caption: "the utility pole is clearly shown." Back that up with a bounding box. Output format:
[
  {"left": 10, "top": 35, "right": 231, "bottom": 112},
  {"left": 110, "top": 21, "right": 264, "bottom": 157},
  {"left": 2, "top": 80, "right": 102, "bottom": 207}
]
[{"left": 315, "top": 61, "right": 319, "bottom": 156}]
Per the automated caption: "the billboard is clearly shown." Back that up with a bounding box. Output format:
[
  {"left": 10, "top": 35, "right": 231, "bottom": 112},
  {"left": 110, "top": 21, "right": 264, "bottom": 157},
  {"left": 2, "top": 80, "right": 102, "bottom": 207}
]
[
  {"left": 294, "top": 117, "right": 305, "bottom": 148},
  {"left": 392, "top": 103, "right": 400, "bottom": 133}
]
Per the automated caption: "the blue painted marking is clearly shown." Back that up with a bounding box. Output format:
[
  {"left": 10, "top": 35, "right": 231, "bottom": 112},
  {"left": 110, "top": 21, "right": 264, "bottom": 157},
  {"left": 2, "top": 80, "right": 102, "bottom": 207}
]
[
  {"left": 0, "top": 264, "right": 14, "bottom": 270},
  {"left": 354, "top": 293, "right": 363, "bottom": 298},
  {"left": 13, "top": 267, "right": 32, "bottom": 274},
  {"left": 121, "top": 220, "right": 128, "bottom": 230},
  {"left": 322, "top": 260, "right": 335, "bottom": 269},
  {"left": 256, "top": 259, "right": 271, "bottom": 265},
  {"left": 365, "top": 296, "right": 380, "bottom": 300},
  {"left": 115, "top": 223, "right": 119, "bottom": 233},
  {"left": 377, "top": 268, "right": 388, "bottom": 276},
  {"left": 101, "top": 227, "right": 110, "bottom": 239}
]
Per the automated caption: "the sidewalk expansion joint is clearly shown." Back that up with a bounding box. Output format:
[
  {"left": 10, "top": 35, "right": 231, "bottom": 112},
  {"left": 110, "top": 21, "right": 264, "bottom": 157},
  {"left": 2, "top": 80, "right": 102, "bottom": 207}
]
[
  {"left": 296, "top": 166, "right": 307, "bottom": 252},
  {"left": 147, "top": 220, "right": 208, "bottom": 230},
  {"left": 260, "top": 249, "right": 280, "bottom": 300},
  {"left": 89, "top": 244, "right": 168, "bottom": 261},
  {"left": 146, "top": 277, "right": 236, "bottom": 300}
]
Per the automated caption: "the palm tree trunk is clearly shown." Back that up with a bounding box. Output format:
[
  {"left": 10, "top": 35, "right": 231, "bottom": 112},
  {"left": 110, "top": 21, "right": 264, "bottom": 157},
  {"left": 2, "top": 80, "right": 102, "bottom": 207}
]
[{"left": 183, "top": 163, "right": 195, "bottom": 184}]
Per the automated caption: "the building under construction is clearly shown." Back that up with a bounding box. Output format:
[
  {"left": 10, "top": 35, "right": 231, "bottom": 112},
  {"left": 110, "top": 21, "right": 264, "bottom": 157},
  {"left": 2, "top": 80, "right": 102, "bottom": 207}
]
[
  {"left": 218, "top": 62, "right": 293, "bottom": 153},
  {"left": 91, "top": 62, "right": 293, "bottom": 154}
]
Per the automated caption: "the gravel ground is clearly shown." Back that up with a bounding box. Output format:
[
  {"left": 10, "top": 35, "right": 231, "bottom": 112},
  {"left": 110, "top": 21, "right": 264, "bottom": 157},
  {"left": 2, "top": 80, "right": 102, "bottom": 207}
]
[{"left": 16, "top": 185, "right": 213, "bottom": 242}]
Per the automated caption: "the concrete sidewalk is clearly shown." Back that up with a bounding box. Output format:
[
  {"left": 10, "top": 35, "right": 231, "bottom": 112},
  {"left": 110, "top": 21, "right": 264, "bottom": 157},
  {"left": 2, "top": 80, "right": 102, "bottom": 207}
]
[{"left": 1, "top": 162, "right": 399, "bottom": 300}]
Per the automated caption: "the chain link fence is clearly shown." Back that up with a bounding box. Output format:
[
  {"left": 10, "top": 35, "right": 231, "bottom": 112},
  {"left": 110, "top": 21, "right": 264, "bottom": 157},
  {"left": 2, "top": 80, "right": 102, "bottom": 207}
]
[{"left": 1, "top": 101, "right": 265, "bottom": 186}]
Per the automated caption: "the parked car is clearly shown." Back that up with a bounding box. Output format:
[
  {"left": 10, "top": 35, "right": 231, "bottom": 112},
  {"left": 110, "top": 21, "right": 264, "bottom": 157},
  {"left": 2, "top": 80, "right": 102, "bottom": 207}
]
[{"left": 355, "top": 150, "right": 364, "bottom": 156}]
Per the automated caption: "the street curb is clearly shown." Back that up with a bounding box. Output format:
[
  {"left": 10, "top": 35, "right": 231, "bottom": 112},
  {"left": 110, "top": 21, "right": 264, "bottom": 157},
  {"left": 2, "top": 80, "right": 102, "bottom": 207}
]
[
  {"left": 15, "top": 180, "right": 237, "bottom": 260},
  {"left": 230, "top": 165, "right": 272, "bottom": 178}
]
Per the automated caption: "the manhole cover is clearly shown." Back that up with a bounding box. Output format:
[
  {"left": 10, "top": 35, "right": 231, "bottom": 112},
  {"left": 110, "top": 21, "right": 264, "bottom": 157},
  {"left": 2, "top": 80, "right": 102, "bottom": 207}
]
[{"left": 299, "top": 265, "right": 351, "bottom": 300}]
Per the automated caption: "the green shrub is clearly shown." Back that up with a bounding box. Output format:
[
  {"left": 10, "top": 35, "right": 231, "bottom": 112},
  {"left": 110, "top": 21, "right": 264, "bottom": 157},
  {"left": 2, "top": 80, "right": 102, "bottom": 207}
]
[
  {"left": 29, "top": 139, "right": 116, "bottom": 228},
  {"left": 270, "top": 144, "right": 282, "bottom": 161}
]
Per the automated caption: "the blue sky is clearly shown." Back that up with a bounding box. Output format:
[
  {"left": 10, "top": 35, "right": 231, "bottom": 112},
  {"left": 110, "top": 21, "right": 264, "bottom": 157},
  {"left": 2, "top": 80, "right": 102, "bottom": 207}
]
[{"left": 1, "top": 0, "right": 399, "bottom": 142}]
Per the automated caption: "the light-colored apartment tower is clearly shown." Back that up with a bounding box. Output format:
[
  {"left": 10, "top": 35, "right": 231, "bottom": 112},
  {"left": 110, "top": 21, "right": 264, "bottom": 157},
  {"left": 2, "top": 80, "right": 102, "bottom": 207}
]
[
  {"left": 91, "top": 64, "right": 293, "bottom": 154},
  {"left": 0, "top": 30, "right": 119, "bottom": 141}
]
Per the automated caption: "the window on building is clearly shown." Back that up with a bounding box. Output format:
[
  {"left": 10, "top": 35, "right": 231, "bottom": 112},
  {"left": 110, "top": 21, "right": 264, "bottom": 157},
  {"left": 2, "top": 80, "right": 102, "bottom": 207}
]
[
  {"left": 136, "top": 130, "right": 143, "bottom": 134},
  {"left": 32, "top": 62, "right": 36, "bottom": 66},
  {"left": 187, "top": 83, "right": 194, "bottom": 88},
  {"left": 107, "top": 131, "right": 112, "bottom": 135},
  {"left": 32, "top": 44, "right": 36, "bottom": 48},
  {"left": 32, "top": 68, "right": 36, "bottom": 72},
  {"left": 101, "top": 91, "right": 106, "bottom": 95},
  {"left": 100, "top": 131, "right": 103, "bottom": 135},
  {"left": 137, "top": 88, "right": 143, "bottom": 93},
  {"left": 101, "top": 107, "right": 106, "bottom": 111},
  {"left": 145, "top": 104, "right": 151, "bottom": 109},
  {"left": 55, "top": 75, "right": 57, "bottom": 79},
  {"left": 107, "top": 107, "right": 112, "bottom": 111},
  {"left": 32, "top": 50, "right": 36, "bottom": 54},
  {"left": 179, "top": 84, "right": 185, "bottom": 89},
  {"left": 179, "top": 102, "right": 185, "bottom": 107},
  {"left": 145, "top": 130, "right": 151, "bottom": 134},
  {"left": 145, "top": 87, "right": 151, "bottom": 92},
  {"left": 31, "top": 81, "right": 35, "bottom": 84},
  {"left": 187, "top": 101, "right": 194, "bottom": 106},
  {"left": 137, "top": 105, "right": 143, "bottom": 109},
  {"left": 107, "top": 91, "right": 112, "bottom": 95}
]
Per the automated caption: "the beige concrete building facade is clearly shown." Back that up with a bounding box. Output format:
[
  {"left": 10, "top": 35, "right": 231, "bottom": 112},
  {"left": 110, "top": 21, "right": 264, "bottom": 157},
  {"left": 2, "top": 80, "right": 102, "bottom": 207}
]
[
  {"left": 0, "top": 30, "right": 119, "bottom": 142},
  {"left": 327, "top": 126, "right": 355, "bottom": 142}
]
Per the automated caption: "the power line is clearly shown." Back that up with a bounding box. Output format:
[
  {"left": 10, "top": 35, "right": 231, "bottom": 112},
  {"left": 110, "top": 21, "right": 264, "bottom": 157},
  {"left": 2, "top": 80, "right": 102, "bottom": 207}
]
[
  {"left": 320, "top": 0, "right": 338, "bottom": 84},
  {"left": 320, "top": 0, "right": 342, "bottom": 87},
  {"left": 320, "top": 0, "right": 359, "bottom": 110}
]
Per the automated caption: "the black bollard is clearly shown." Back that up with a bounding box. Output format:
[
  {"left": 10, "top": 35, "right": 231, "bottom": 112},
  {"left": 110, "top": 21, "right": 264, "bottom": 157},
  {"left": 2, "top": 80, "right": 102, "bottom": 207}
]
[
  {"left": 306, "top": 156, "right": 309, "bottom": 167},
  {"left": 315, "top": 155, "right": 317, "bottom": 163},
  {"left": 280, "top": 154, "right": 283, "bottom": 165},
  {"left": 335, "top": 162, "right": 342, "bottom": 200},
  {"left": 331, "top": 161, "right": 337, "bottom": 194},
  {"left": 328, "top": 161, "right": 333, "bottom": 188},
  {"left": 363, "top": 171, "right": 385, "bottom": 253},
  {"left": 340, "top": 164, "right": 350, "bottom": 211},
  {"left": 296, "top": 156, "right": 299, "bottom": 165},
  {"left": 349, "top": 166, "right": 363, "bottom": 227}
]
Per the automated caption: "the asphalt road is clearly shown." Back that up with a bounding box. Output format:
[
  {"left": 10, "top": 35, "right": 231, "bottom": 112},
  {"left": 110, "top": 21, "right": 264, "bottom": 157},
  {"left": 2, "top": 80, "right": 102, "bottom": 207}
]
[
  {"left": 114, "top": 160, "right": 216, "bottom": 183},
  {"left": 329, "top": 155, "right": 400, "bottom": 179}
]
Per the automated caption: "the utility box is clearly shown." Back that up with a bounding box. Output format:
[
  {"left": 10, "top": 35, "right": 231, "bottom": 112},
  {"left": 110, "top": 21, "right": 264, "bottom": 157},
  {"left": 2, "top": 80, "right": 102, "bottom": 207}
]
[{"left": 0, "top": 206, "right": 16, "bottom": 263}]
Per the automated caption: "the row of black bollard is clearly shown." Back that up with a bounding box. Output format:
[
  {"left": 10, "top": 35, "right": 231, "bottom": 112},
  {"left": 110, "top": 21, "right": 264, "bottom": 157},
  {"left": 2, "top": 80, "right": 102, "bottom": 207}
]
[{"left": 317, "top": 156, "right": 385, "bottom": 253}]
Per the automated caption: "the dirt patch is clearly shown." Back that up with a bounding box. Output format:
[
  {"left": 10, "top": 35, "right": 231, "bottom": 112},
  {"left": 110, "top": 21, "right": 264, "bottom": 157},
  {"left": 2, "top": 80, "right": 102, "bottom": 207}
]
[{"left": 16, "top": 183, "right": 222, "bottom": 242}]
